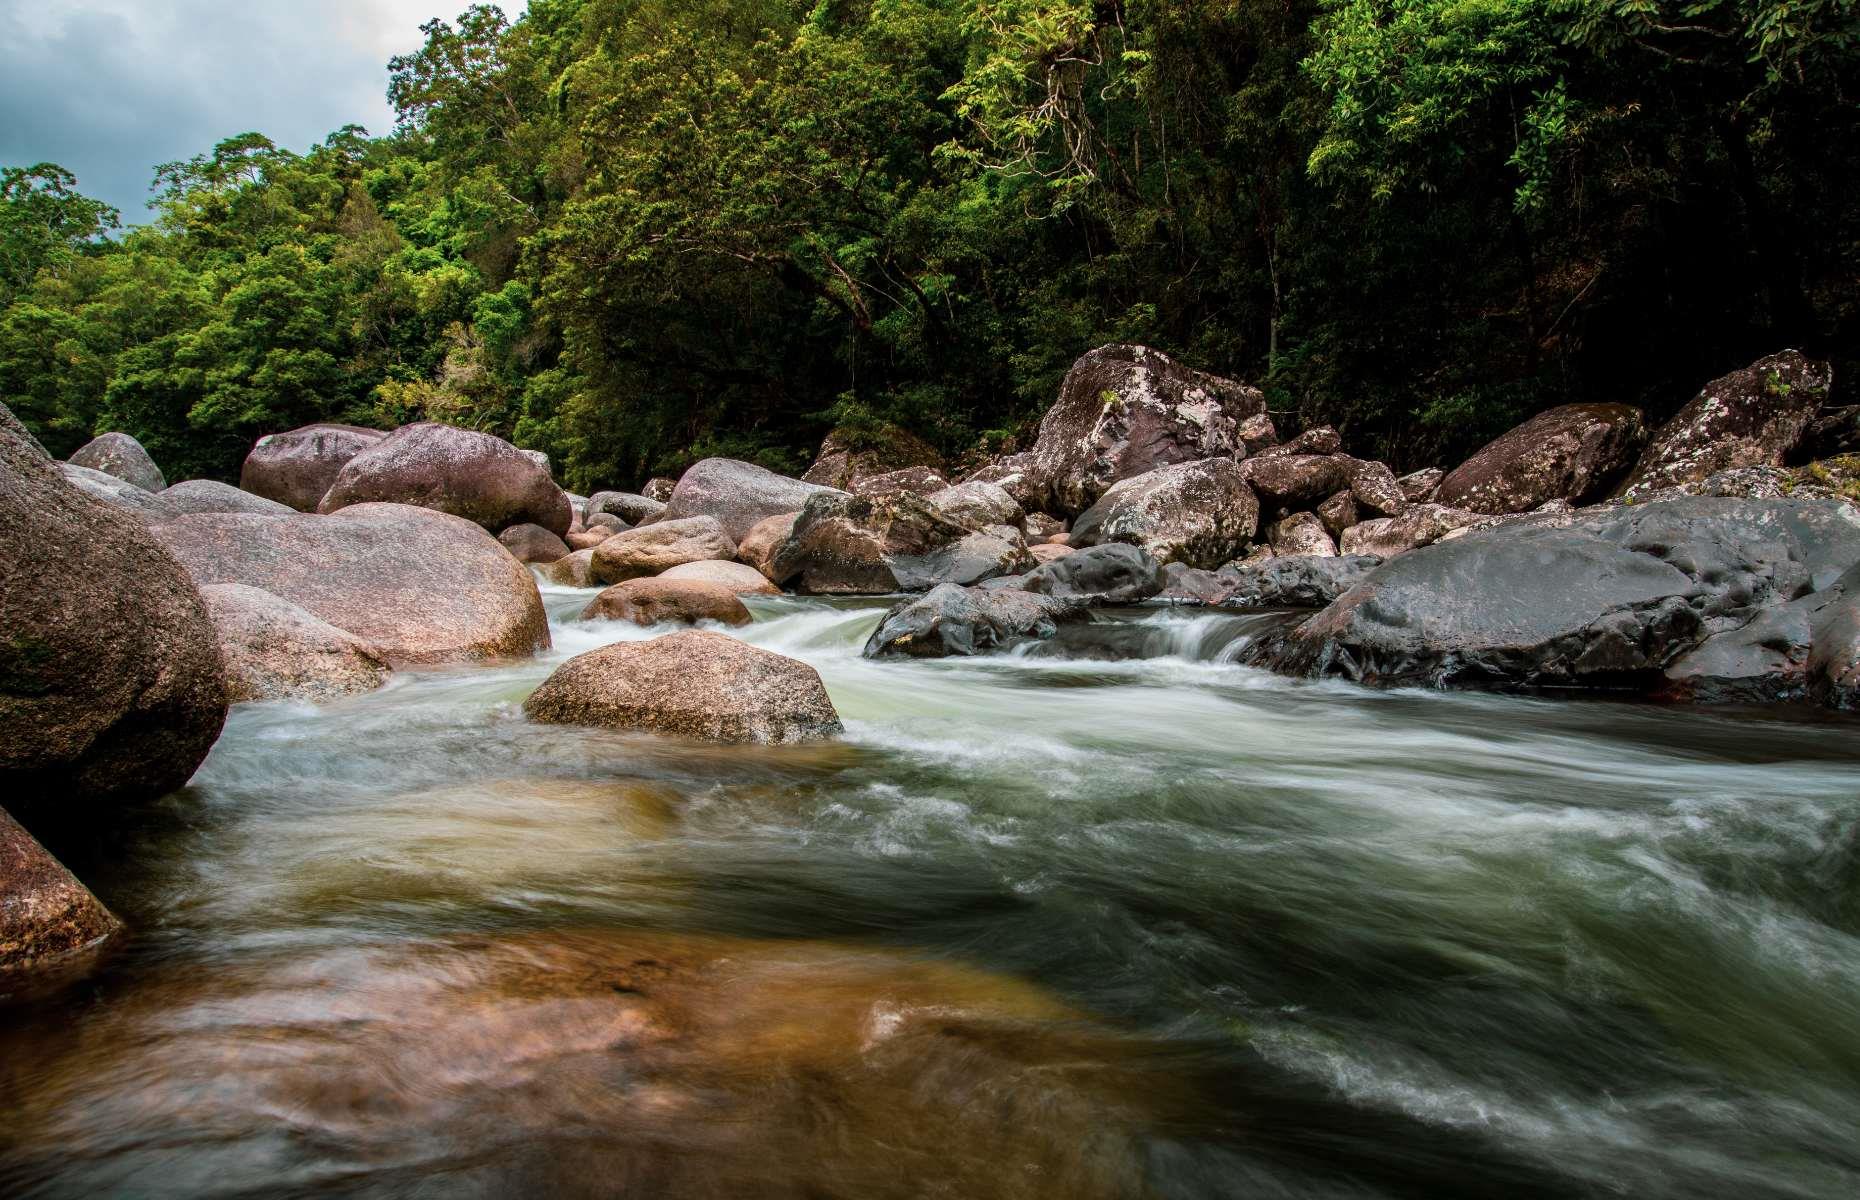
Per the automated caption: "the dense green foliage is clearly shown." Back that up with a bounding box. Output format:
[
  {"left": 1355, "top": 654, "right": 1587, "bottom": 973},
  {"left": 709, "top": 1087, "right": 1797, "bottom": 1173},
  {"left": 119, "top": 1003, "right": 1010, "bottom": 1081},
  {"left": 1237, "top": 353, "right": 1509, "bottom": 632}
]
[{"left": 4, "top": 0, "right": 1857, "bottom": 487}]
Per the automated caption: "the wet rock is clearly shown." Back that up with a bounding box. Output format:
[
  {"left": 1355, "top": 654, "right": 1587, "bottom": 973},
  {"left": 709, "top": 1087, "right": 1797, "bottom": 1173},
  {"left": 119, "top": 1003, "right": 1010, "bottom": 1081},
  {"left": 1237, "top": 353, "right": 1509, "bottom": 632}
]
[
  {"left": 1026, "top": 344, "right": 1267, "bottom": 516},
  {"left": 58, "top": 463, "right": 167, "bottom": 515},
  {"left": 1, "top": 808, "right": 122, "bottom": 981},
  {"left": 1398, "top": 467, "right": 1445, "bottom": 504},
  {"left": 926, "top": 480, "right": 1023, "bottom": 529},
  {"left": 1217, "top": 554, "right": 1382, "bottom": 609},
  {"left": 656, "top": 560, "right": 781, "bottom": 596},
  {"left": 1436, "top": 404, "right": 1647, "bottom": 515},
  {"left": 1339, "top": 503, "right": 1483, "bottom": 559},
  {"left": 736, "top": 512, "right": 799, "bottom": 579},
  {"left": 656, "top": 458, "right": 843, "bottom": 543},
  {"left": 801, "top": 425, "right": 944, "bottom": 490},
  {"left": 319, "top": 423, "right": 571, "bottom": 536},
  {"left": 590, "top": 516, "right": 737, "bottom": 585},
  {"left": 526, "top": 631, "right": 840, "bottom": 743},
  {"left": 1069, "top": 458, "right": 1259, "bottom": 569},
  {"left": 1347, "top": 458, "right": 1409, "bottom": 517},
  {"left": 2, "top": 404, "right": 228, "bottom": 821},
  {"left": 581, "top": 578, "right": 753, "bottom": 627},
  {"left": 642, "top": 476, "right": 678, "bottom": 502},
  {"left": 585, "top": 491, "right": 664, "bottom": 526},
  {"left": 1619, "top": 350, "right": 1832, "bottom": 501},
  {"left": 1256, "top": 497, "right": 1860, "bottom": 701},
  {"left": 499, "top": 523, "right": 572, "bottom": 564},
  {"left": 1240, "top": 454, "right": 1351, "bottom": 508},
  {"left": 1317, "top": 490, "right": 1359, "bottom": 539},
  {"left": 151, "top": 479, "right": 293, "bottom": 517},
  {"left": 541, "top": 548, "right": 598, "bottom": 587},
  {"left": 864, "top": 583, "right": 1082, "bottom": 658},
  {"left": 1268, "top": 512, "right": 1338, "bottom": 558},
  {"left": 1020, "top": 542, "right": 1165, "bottom": 604},
  {"left": 239, "top": 423, "right": 387, "bottom": 511},
  {"left": 850, "top": 466, "right": 951, "bottom": 499},
  {"left": 201, "top": 584, "right": 391, "bottom": 703},
  {"left": 153, "top": 502, "right": 549, "bottom": 665},
  {"left": 67, "top": 431, "right": 165, "bottom": 491},
  {"left": 1809, "top": 565, "right": 1860, "bottom": 709}
]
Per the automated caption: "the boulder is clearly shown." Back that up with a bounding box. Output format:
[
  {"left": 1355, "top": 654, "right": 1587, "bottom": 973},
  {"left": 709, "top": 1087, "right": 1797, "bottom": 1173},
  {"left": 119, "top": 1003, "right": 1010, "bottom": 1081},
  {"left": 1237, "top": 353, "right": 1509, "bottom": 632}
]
[
  {"left": 2, "top": 406, "right": 228, "bottom": 825},
  {"left": 524, "top": 631, "right": 841, "bottom": 744},
  {"left": 319, "top": 422, "right": 571, "bottom": 536},
  {"left": 581, "top": 578, "right": 753, "bottom": 627},
  {"left": 1, "top": 808, "right": 122, "bottom": 980},
  {"left": 1157, "top": 564, "right": 1237, "bottom": 605},
  {"left": 1217, "top": 554, "right": 1382, "bottom": 609},
  {"left": 1268, "top": 512, "right": 1338, "bottom": 558},
  {"left": 1028, "top": 543, "right": 1074, "bottom": 565},
  {"left": 498, "top": 523, "right": 572, "bottom": 564},
  {"left": 1256, "top": 497, "right": 1860, "bottom": 702},
  {"left": 960, "top": 451, "right": 1046, "bottom": 511},
  {"left": 1339, "top": 503, "right": 1483, "bottom": 559},
  {"left": 1240, "top": 454, "right": 1351, "bottom": 508},
  {"left": 566, "top": 528, "right": 613, "bottom": 551},
  {"left": 67, "top": 431, "right": 165, "bottom": 491},
  {"left": 737, "top": 512, "right": 799, "bottom": 578},
  {"left": 151, "top": 479, "right": 293, "bottom": 517},
  {"left": 1397, "top": 467, "right": 1445, "bottom": 504},
  {"left": 802, "top": 425, "right": 944, "bottom": 490},
  {"left": 849, "top": 466, "right": 949, "bottom": 499},
  {"left": 240, "top": 423, "right": 387, "bottom": 511},
  {"left": 1435, "top": 404, "right": 1647, "bottom": 515},
  {"left": 656, "top": 560, "right": 781, "bottom": 596},
  {"left": 655, "top": 458, "right": 843, "bottom": 543},
  {"left": 926, "top": 480, "right": 1023, "bottom": 529},
  {"left": 1069, "top": 458, "right": 1259, "bottom": 568},
  {"left": 586, "top": 512, "right": 629, "bottom": 533},
  {"left": 540, "top": 548, "right": 599, "bottom": 588},
  {"left": 1347, "top": 459, "right": 1409, "bottom": 517},
  {"left": 590, "top": 516, "right": 737, "bottom": 585},
  {"left": 1025, "top": 344, "right": 1267, "bottom": 515},
  {"left": 1317, "top": 490, "right": 1359, "bottom": 539},
  {"left": 1619, "top": 351, "right": 1833, "bottom": 501},
  {"left": 1255, "top": 425, "right": 1340, "bottom": 458},
  {"left": 864, "top": 584, "right": 1082, "bottom": 658},
  {"left": 152, "top": 503, "right": 549, "bottom": 665},
  {"left": 642, "top": 476, "right": 678, "bottom": 502},
  {"left": 1020, "top": 542, "right": 1165, "bottom": 604},
  {"left": 201, "top": 584, "right": 391, "bottom": 703},
  {"left": 58, "top": 463, "right": 168, "bottom": 515},
  {"left": 1022, "top": 512, "right": 1066, "bottom": 541},
  {"left": 585, "top": 491, "right": 664, "bottom": 526},
  {"left": 768, "top": 492, "right": 1030, "bottom": 594}
]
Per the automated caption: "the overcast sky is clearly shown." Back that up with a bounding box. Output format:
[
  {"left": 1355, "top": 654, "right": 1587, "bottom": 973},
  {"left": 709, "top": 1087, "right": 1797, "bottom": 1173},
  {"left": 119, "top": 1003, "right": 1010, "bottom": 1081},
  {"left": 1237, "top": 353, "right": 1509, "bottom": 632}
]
[{"left": 1, "top": 1, "right": 525, "bottom": 223}]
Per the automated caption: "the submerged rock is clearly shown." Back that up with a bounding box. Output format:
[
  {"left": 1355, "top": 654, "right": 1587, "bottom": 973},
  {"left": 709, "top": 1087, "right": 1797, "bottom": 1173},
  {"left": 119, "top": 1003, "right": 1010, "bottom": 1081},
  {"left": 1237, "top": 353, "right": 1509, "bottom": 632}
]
[
  {"left": 67, "top": 431, "right": 165, "bottom": 492},
  {"left": 1020, "top": 543, "right": 1165, "bottom": 604},
  {"left": 581, "top": 578, "right": 753, "bottom": 627},
  {"left": 201, "top": 584, "right": 392, "bottom": 703},
  {"left": 319, "top": 422, "right": 571, "bottom": 536},
  {"left": 1069, "top": 458, "right": 1258, "bottom": 569},
  {"left": 1, "top": 808, "right": 122, "bottom": 982},
  {"left": 2, "top": 403, "right": 228, "bottom": 822},
  {"left": 655, "top": 457, "right": 843, "bottom": 543},
  {"left": 239, "top": 423, "right": 387, "bottom": 511},
  {"left": 525, "top": 631, "right": 840, "bottom": 743},
  {"left": 590, "top": 516, "right": 738, "bottom": 585},
  {"left": 864, "top": 583, "right": 1082, "bottom": 658},
  {"left": 153, "top": 502, "right": 549, "bottom": 666}
]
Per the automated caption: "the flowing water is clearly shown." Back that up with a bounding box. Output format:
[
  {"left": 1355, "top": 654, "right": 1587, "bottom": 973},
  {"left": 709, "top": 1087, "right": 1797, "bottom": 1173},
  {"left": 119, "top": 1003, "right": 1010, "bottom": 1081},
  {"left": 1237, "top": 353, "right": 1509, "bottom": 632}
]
[{"left": 5, "top": 582, "right": 1860, "bottom": 1198}]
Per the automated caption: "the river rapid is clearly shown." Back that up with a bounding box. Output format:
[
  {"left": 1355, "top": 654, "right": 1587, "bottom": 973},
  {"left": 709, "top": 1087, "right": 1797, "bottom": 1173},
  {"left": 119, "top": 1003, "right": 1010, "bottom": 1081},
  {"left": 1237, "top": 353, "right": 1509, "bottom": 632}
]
[{"left": 5, "top": 581, "right": 1860, "bottom": 1198}]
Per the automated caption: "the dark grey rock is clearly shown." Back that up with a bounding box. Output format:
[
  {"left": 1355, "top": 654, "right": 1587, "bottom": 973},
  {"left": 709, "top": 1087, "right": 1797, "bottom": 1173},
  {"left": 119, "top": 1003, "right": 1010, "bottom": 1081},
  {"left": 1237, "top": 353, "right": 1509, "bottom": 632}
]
[{"left": 863, "top": 584, "right": 1082, "bottom": 658}]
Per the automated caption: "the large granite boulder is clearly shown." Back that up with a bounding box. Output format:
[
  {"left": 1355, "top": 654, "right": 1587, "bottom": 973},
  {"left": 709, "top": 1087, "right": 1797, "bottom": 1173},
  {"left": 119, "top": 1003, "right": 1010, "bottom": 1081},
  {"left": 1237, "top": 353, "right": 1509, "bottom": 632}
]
[
  {"left": 585, "top": 491, "right": 664, "bottom": 526},
  {"left": 768, "top": 491, "right": 1032, "bottom": 594},
  {"left": 1255, "top": 497, "right": 1860, "bottom": 704},
  {"left": 1, "top": 808, "right": 122, "bottom": 981},
  {"left": 319, "top": 423, "right": 571, "bottom": 536},
  {"left": 1267, "top": 512, "right": 1338, "bottom": 558},
  {"left": 926, "top": 480, "right": 1023, "bottom": 529},
  {"left": 1020, "top": 542, "right": 1165, "bottom": 604},
  {"left": 1618, "top": 351, "right": 1832, "bottom": 501},
  {"left": 152, "top": 479, "right": 294, "bottom": 517},
  {"left": 736, "top": 512, "right": 799, "bottom": 579},
  {"left": 581, "top": 578, "right": 752, "bottom": 627},
  {"left": 1435, "top": 404, "right": 1647, "bottom": 515},
  {"left": 850, "top": 466, "right": 950, "bottom": 500},
  {"left": 657, "top": 560, "right": 781, "bottom": 595},
  {"left": 1239, "top": 454, "right": 1351, "bottom": 508},
  {"left": 864, "top": 584, "right": 1082, "bottom": 658},
  {"left": 58, "top": 463, "right": 167, "bottom": 516},
  {"left": 240, "top": 423, "right": 386, "bottom": 511},
  {"left": 590, "top": 516, "right": 737, "bottom": 585},
  {"left": 201, "top": 584, "right": 392, "bottom": 703},
  {"left": 1069, "top": 458, "right": 1259, "bottom": 568},
  {"left": 802, "top": 425, "right": 944, "bottom": 490},
  {"left": 655, "top": 458, "right": 843, "bottom": 543},
  {"left": 67, "top": 431, "right": 165, "bottom": 491},
  {"left": 152, "top": 503, "right": 550, "bottom": 665},
  {"left": 2, "top": 405, "right": 228, "bottom": 823},
  {"left": 524, "top": 631, "right": 841, "bottom": 743},
  {"left": 1024, "top": 344, "right": 1266, "bottom": 516},
  {"left": 1339, "top": 503, "right": 1484, "bottom": 559},
  {"left": 498, "top": 523, "right": 572, "bottom": 564}
]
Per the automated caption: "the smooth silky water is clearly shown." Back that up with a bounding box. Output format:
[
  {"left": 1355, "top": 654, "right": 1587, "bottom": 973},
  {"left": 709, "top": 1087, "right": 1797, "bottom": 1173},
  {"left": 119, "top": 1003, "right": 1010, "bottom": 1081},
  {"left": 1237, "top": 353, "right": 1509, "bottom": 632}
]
[{"left": 5, "top": 582, "right": 1860, "bottom": 1198}]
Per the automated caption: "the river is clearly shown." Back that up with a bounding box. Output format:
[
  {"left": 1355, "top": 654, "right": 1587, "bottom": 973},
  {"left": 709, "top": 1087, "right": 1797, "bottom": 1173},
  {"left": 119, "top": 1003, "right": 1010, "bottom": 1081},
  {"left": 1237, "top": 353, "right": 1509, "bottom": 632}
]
[{"left": 4, "top": 580, "right": 1860, "bottom": 1198}]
